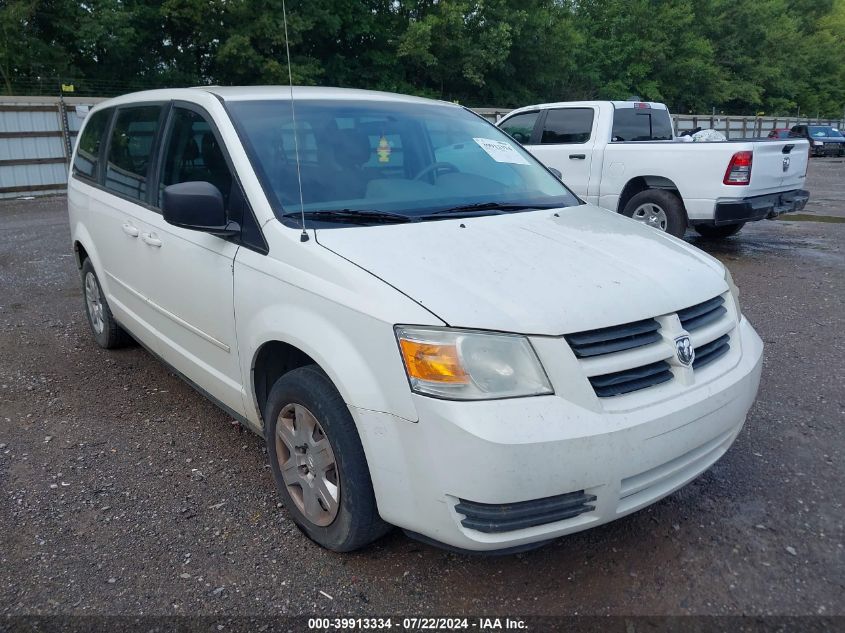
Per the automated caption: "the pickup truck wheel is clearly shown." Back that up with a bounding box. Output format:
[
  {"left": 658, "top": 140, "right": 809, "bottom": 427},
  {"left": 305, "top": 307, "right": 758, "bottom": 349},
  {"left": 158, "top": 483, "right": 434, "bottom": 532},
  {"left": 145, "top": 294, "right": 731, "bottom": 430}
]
[
  {"left": 622, "top": 190, "right": 687, "bottom": 238},
  {"left": 264, "top": 365, "right": 391, "bottom": 551},
  {"left": 694, "top": 222, "right": 745, "bottom": 239},
  {"left": 81, "top": 259, "right": 131, "bottom": 349}
]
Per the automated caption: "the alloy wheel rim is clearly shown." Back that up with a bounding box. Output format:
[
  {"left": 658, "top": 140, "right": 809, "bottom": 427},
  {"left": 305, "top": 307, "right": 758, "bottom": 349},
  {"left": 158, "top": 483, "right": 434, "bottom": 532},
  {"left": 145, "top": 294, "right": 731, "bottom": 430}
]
[
  {"left": 632, "top": 203, "right": 668, "bottom": 231},
  {"left": 84, "top": 272, "right": 105, "bottom": 334},
  {"left": 275, "top": 403, "right": 340, "bottom": 526}
]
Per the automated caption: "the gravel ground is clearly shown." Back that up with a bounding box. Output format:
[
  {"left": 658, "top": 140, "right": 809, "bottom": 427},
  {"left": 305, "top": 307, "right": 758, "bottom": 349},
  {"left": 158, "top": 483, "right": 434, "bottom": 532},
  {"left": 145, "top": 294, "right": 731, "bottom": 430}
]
[{"left": 1, "top": 159, "right": 843, "bottom": 619}]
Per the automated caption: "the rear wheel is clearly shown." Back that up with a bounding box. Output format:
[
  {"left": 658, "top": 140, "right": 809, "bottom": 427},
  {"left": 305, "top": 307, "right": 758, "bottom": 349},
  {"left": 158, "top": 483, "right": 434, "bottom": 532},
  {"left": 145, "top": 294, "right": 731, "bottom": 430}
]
[
  {"left": 81, "top": 259, "right": 131, "bottom": 349},
  {"left": 622, "top": 189, "right": 687, "bottom": 238},
  {"left": 264, "top": 365, "right": 391, "bottom": 551},
  {"left": 694, "top": 222, "right": 745, "bottom": 239}
]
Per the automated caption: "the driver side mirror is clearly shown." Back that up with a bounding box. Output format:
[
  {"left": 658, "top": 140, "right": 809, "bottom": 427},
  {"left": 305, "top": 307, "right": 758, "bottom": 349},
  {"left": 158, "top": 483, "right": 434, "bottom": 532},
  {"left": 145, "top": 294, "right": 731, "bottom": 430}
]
[
  {"left": 162, "top": 181, "right": 239, "bottom": 237},
  {"left": 549, "top": 167, "right": 562, "bottom": 179}
]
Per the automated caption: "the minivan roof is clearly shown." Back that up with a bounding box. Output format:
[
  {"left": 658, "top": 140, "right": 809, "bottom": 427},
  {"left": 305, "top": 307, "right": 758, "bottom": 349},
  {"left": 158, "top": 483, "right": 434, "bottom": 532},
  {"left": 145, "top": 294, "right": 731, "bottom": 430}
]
[{"left": 91, "top": 85, "right": 459, "bottom": 109}]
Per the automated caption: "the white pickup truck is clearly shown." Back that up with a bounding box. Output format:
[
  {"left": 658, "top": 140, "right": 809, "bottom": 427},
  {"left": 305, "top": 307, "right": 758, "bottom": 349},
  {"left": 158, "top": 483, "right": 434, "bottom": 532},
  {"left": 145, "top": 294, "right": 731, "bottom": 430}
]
[{"left": 497, "top": 101, "right": 810, "bottom": 238}]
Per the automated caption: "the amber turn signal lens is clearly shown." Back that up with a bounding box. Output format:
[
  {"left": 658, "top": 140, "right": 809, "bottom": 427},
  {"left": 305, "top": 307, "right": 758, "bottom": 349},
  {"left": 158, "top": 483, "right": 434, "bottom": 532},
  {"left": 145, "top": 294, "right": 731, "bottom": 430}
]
[{"left": 399, "top": 339, "right": 469, "bottom": 384}]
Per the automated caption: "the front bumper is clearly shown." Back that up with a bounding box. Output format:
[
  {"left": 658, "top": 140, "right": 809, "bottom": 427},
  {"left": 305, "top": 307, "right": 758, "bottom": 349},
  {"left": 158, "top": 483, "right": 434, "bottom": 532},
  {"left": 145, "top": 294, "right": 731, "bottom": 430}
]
[
  {"left": 811, "top": 142, "right": 844, "bottom": 156},
  {"left": 353, "top": 318, "right": 764, "bottom": 551},
  {"left": 711, "top": 189, "right": 809, "bottom": 226}
]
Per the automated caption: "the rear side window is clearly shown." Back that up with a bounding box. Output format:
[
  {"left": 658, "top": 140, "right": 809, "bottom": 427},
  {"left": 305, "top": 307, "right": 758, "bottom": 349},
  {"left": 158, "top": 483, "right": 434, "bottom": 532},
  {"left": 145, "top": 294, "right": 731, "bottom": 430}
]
[
  {"left": 499, "top": 111, "right": 540, "bottom": 144},
  {"left": 611, "top": 108, "right": 674, "bottom": 141},
  {"left": 73, "top": 108, "right": 112, "bottom": 180},
  {"left": 540, "top": 108, "right": 594, "bottom": 144},
  {"left": 105, "top": 105, "right": 163, "bottom": 201}
]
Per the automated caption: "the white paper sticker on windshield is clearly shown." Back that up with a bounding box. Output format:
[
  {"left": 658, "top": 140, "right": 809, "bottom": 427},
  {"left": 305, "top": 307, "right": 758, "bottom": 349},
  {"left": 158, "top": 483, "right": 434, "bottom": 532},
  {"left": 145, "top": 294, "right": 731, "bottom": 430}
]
[{"left": 473, "top": 138, "right": 530, "bottom": 164}]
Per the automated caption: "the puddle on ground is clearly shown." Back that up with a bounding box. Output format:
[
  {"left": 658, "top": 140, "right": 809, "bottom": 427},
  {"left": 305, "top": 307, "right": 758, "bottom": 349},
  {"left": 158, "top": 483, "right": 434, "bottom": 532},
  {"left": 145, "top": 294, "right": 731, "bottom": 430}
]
[
  {"left": 778, "top": 214, "right": 845, "bottom": 223},
  {"left": 685, "top": 224, "right": 842, "bottom": 265}
]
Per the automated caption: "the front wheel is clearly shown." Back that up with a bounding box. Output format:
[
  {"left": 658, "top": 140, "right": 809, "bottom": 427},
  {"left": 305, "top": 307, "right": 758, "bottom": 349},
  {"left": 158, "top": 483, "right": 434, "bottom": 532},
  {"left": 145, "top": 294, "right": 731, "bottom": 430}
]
[
  {"left": 264, "top": 365, "right": 391, "bottom": 551},
  {"left": 622, "top": 189, "right": 687, "bottom": 238},
  {"left": 694, "top": 222, "right": 745, "bottom": 239}
]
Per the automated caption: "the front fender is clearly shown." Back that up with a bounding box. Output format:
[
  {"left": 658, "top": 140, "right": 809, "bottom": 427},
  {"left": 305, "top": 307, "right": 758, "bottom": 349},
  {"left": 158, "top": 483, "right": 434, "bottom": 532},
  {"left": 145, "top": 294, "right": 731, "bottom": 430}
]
[
  {"left": 243, "top": 304, "right": 417, "bottom": 424},
  {"left": 233, "top": 247, "right": 442, "bottom": 428}
]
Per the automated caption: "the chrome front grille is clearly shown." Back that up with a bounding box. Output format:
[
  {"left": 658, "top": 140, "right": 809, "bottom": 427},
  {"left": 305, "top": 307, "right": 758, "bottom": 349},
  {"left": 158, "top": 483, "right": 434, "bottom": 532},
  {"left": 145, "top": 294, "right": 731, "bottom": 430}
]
[{"left": 567, "top": 293, "right": 736, "bottom": 398}]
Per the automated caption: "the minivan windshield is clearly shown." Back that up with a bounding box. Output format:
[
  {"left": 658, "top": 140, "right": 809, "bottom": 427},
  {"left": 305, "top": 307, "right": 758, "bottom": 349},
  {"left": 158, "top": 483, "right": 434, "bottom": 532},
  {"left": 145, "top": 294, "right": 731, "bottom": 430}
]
[{"left": 226, "top": 99, "right": 579, "bottom": 226}]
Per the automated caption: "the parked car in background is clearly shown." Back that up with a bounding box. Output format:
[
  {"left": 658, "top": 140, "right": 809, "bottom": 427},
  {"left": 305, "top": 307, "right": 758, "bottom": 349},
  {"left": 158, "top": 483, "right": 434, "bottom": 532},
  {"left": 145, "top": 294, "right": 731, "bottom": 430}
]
[
  {"left": 497, "top": 101, "right": 810, "bottom": 239},
  {"left": 68, "top": 86, "right": 764, "bottom": 553},
  {"left": 767, "top": 128, "right": 793, "bottom": 139},
  {"left": 789, "top": 125, "right": 845, "bottom": 156}
]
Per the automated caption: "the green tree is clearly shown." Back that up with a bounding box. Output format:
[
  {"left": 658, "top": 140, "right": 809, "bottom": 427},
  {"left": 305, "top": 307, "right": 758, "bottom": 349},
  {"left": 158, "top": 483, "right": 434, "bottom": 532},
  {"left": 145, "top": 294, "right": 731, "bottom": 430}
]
[
  {"left": 0, "top": 0, "right": 73, "bottom": 94},
  {"left": 571, "top": 0, "right": 724, "bottom": 112},
  {"left": 2, "top": 0, "right": 844, "bottom": 117}
]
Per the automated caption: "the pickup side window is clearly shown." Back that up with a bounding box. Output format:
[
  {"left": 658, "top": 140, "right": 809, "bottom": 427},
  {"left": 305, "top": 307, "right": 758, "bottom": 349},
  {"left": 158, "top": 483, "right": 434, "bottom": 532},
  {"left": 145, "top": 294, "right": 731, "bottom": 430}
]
[
  {"left": 105, "top": 105, "right": 163, "bottom": 201},
  {"left": 499, "top": 111, "right": 540, "bottom": 144},
  {"left": 611, "top": 108, "right": 674, "bottom": 141},
  {"left": 540, "top": 108, "right": 594, "bottom": 144},
  {"left": 73, "top": 108, "right": 112, "bottom": 182}
]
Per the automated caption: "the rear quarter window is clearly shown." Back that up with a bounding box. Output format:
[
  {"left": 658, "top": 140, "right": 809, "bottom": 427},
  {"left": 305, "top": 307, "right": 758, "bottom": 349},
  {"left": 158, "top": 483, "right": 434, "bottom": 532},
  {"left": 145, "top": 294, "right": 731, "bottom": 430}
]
[
  {"left": 73, "top": 108, "right": 112, "bottom": 181},
  {"left": 611, "top": 108, "right": 674, "bottom": 141}
]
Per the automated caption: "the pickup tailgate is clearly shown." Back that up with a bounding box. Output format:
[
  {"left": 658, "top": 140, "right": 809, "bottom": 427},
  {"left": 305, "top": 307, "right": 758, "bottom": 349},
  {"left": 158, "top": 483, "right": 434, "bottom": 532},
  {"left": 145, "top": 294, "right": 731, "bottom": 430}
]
[{"left": 749, "top": 139, "right": 808, "bottom": 192}]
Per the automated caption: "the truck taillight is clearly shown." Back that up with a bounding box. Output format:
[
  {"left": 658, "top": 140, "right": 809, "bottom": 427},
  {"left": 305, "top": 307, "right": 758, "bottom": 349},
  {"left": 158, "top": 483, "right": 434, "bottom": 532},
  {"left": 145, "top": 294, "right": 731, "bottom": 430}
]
[{"left": 724, "top": 151, "right": 752, "bottom": 185}]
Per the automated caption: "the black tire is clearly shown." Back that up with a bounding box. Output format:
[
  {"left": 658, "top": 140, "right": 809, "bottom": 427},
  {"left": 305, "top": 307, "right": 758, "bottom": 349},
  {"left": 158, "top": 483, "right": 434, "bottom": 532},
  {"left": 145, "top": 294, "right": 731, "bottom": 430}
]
[
  {"left": 694, "top": 222, "right": 745, "bottom": 239},
  {"left": 264, "top": 365, "right": 391, "bottom": 551},
  {"left": 621, "top": 189, "right": 687, "bottom": 238},
  {"left": 80, "top": 259, "right": 132, "bottom": 349}
]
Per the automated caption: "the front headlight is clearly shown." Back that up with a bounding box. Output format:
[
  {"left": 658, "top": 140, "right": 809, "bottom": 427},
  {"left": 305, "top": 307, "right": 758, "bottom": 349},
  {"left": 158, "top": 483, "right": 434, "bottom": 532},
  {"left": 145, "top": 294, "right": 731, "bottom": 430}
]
[
  {"left": 813, "top": 140, "right": 823, "bottom": 146},
  {"left": 724, "top": 267, "right": 741, "bottom": 318},
  {"left": 394, "top": 326, "right": 553, "bottom": 400}
]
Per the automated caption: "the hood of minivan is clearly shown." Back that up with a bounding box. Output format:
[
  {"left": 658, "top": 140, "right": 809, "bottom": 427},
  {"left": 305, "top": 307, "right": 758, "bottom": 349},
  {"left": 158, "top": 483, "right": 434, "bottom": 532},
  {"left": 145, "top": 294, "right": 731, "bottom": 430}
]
[{"left": 315, "top": 206, "right": 728, "bottom": 335}]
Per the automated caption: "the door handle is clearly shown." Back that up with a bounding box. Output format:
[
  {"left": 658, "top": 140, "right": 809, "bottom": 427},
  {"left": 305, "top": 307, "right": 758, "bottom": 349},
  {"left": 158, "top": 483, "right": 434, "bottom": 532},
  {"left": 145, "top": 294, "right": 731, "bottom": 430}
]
[
  {"left": 569, "top": 154, "right": 586, "bottom": 160},
  {"left": 140, "top": 232, "right": 162, "bottom": 248},
  {"left": 122, "top": 223, "right": 139, "bottom": 237}
]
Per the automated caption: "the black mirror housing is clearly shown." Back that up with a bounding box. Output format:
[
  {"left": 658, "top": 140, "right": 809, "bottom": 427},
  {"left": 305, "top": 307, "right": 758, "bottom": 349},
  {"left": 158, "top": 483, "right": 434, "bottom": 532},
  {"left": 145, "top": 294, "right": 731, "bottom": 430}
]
[{"left": 162, "top": 181, "right": 239, "bottom": 237}]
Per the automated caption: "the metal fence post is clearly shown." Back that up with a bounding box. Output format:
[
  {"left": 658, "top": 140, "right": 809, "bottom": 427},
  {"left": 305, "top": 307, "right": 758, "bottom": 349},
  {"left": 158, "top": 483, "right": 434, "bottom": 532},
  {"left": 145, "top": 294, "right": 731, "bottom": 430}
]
[{"left": 57, "top": 96, "right": 73, "bottom": 167}]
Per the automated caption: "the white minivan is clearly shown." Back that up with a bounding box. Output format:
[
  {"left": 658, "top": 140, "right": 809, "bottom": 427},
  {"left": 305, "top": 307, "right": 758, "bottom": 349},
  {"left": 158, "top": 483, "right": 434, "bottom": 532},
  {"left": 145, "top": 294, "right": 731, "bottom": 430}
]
[{"left": 68, "top": 86, "right": 763, "bottom": 553}]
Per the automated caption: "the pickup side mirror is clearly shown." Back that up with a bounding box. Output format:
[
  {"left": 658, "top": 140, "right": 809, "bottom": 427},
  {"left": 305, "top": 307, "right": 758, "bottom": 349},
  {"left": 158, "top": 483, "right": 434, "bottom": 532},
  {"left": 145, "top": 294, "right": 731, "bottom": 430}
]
[
  {"left": 162, "top": 181, "right": 240, "bottom": 237},
  {"left": 549, "top": 167, "right": 563, "bottom": 179}
]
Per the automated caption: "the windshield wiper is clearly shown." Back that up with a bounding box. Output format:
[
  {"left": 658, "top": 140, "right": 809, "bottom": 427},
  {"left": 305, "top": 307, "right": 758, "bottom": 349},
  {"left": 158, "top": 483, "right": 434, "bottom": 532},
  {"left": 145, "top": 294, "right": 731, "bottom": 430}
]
[
  {"left": 423, "top": 202, "right": 559, "bottom": 217},
  {"left": 281, "top": 209, "right": 413, "bottom": 224}
]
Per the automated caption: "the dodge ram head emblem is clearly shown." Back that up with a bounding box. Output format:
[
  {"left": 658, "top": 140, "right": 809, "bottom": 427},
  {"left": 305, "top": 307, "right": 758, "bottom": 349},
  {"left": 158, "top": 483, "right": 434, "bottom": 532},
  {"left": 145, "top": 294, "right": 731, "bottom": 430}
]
[
  {"left": 675, "top": 335, "right": 695, "bottom": 366},
  {"left": 783, "top": 156, "right": 791, "bottom": 172}
]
